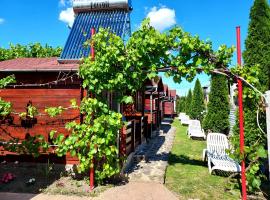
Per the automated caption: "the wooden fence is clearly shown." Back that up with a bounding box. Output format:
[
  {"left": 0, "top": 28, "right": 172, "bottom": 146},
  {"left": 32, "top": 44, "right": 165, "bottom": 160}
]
[{"left": 119, "top": 116, "right": 148, "bottom": 157}]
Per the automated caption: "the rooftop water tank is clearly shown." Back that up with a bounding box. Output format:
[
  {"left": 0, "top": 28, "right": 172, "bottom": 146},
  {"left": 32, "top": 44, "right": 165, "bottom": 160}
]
[{"left": 73, "top": 0, "right": 132, "bottom": 13}]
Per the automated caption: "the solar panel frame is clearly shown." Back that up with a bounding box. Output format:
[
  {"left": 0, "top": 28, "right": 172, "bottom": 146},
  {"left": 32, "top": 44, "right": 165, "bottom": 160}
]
[{"left": 59, "top": 10, "right": 130, "bottom": 63}]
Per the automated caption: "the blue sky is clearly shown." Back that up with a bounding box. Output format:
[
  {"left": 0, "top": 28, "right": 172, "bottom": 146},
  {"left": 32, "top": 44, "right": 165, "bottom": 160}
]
[{"left": 0, "top": 0, "right": 255, "bottom": 96}]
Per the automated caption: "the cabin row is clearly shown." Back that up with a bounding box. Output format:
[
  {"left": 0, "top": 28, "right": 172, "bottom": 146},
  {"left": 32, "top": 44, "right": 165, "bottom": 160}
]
[
  {"left": 0, "top": 0, "right": 178, "bottom": 164},
  {"left": 0, "top": 57, "right": 177, "bottom": 164}
]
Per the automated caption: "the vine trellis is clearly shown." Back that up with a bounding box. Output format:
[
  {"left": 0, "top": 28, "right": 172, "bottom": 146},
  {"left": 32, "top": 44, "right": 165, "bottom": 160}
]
[{"left": 0, "top": 19, "right": 264, "bottom": 192}]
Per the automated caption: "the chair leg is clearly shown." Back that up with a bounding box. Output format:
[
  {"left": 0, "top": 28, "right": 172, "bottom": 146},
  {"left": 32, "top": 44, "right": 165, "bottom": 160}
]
[
  {"left": 202, "top": 149, "right": 207, "bottom": 161},
  {"left": 208, "top": 158, "right": 212, "bottom": 174}
]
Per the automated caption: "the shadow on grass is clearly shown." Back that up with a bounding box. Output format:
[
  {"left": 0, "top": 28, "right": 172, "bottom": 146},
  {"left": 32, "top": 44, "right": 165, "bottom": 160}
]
[
  {"left": 167, "top": 153, "right": 240, "bottom": 178},
  {"left": 168, "top": 153, "right": 205, "bottom": 167}
]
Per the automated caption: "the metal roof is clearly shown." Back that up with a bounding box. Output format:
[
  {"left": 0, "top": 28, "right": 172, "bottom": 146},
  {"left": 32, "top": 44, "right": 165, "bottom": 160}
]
[
  {"left": 0, "top": 58, "right": 78, "bottom": 72},
  {"left": 58, "top": 10, "right": 130, "bottom": 63}
]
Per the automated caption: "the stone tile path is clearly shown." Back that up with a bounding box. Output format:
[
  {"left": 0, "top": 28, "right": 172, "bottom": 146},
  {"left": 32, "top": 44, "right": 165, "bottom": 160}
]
[{"left": 125, "top": 119, "right": 177, "bottom": 184}]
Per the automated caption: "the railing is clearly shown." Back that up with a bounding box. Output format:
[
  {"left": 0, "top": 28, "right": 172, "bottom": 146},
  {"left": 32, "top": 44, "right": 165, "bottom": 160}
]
[
  {"left": 120, "top": 120, "right": 135, "bottom": 157},
  {"left": 119, "top": 116, "right": 148, "bottom": 158},
  {"left": 139, "top": 116, "right": 148, "bottom": 144}
]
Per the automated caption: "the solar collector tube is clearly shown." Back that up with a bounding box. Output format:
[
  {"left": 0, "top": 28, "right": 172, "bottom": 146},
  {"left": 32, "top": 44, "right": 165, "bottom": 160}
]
[{"left": 70, "top": 13, "right": 85, "bottom": 59}]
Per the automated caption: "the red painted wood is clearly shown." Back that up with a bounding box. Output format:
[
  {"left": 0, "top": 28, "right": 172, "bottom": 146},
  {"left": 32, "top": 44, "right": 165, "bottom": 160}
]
[
  {"left": 120, "top": 127, "right": 127, "bottom": 157},
  {"left": 144, "top": 99, "right": 156, "bottom": 110},
  {"left": 0, "top": 88, "right": 81, "bottom": 164},
  {"left": 90, "top": 27, "right": 96, "bottom": 191},
  {"left": 164, "top": 102, "right": 174, "bottom": 115}
]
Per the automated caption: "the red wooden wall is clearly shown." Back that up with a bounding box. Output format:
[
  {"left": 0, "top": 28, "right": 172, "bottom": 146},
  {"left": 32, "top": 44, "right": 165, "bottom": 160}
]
[
  {"left": 164, "top": 101, "right": 174, "bottom": 115},
  {"left": 144, "top": 99, "right": 156, "bottom": 111},
  {"left": 0, "top": 88, "right": 81, "bottom": 164}
]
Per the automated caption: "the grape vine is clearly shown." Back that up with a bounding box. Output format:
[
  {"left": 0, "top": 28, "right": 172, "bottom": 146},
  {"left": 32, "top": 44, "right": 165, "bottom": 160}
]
[{"left": 0, "top": 18, "right": 264, "bottom": 190}]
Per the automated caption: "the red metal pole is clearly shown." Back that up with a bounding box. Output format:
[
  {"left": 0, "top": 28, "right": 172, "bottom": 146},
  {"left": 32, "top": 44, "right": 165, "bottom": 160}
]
[
  {"left": 236, "top": 26, "right": 247, "bottom": 200},
  {"left": 91, "top": 28, "right": 95, "bottom": 60},
  {"left": 90, "top": 28, "right": 95, "bottom": 191}
]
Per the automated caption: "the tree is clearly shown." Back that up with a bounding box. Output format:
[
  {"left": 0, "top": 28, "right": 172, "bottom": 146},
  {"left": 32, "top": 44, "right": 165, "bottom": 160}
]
[
  {"left": 243, "top": 0, "right": 270, "bottom": 92},
  {"left": 203, "top": 75, "right": 229, "bottom": 134},
  {"left": 190, "top": 79, "right": 205, "bottom": 121},
  {"left": 176, "top": 96, "right": 186, "bottom": 113},
  {"left": 0, "top": 43, "right": 62, "bottom": 61},
  {"left": 176, "top": 97, "right": 181, "bottom": 114},
  {"left": 180, "top": 96, "right": 186, "bottom": 113},
  {"left": 185, "top": 89, "right": 192, "bottom": 116},
  {"left": 230, "top": 0, "right": 270, "bottom": 192}
]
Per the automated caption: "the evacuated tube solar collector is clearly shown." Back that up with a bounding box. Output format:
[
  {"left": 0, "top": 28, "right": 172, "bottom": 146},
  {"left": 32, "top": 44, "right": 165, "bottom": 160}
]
[
  {"left": 58, "top": 0, "right": 132, "bottom": 63},
  {"left": 73, "top": 0, "right": 132, "bottom": 13}
]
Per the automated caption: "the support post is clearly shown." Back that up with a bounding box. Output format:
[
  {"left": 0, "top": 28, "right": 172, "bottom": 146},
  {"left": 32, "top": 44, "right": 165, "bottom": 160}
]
[
  {"left": 236, "top": 26, "right": 247, "bottom": 200},
  {"left": 150, "top": 93, "right": 153, "bottom": 138},
  {"left": 132, "top": 120, "right": 135, "bottom": 152},
  {"left": 265, "top": 91, "right": 270, "bottom": 180},
  {"left": 120, "top": 126, "right": 127, "bottom": 158},
  {"left": 80, "top": 80, "right": 84, "bottom": 124},
  {"left": 158, "top": 91, "right": 160, "bottom": 128},
  {"left": 90, "top": 27, "right": 95, "bottom": 191}
]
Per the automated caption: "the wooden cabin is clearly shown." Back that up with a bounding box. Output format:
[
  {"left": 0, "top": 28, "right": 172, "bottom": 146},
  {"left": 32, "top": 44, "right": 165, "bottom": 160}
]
[
  {"left": 0, "top": 1, "right": 135, "bottom": 162},
  {"left": 0, "top": 58, "right": 81, "bottom": 164},
  {"left": 163, "top": 88, "right": 177, "bottom": 117},
  {"left": 121, "top": 90, "right": 148, "bottom": 156},
  {"left": 144, "top": 77, "right": 164, "bottom": 138},
  {"left": 0, "top": 1, "right": 178, "bottom": 163}
]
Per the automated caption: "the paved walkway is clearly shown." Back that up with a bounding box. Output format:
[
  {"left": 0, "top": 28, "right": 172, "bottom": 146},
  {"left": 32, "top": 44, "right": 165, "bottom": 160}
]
[
  {"left": 97, "top": 120, "right": 178, "bottom": 200},
  {"left": 0, "top": 119, "right": 178, "bottom": 200},
  {"left": 125, "top": 121, "right": 176, "bottom": 183},
  {"left": 95, "top": 182, "right": 178, "bottom": 200}
]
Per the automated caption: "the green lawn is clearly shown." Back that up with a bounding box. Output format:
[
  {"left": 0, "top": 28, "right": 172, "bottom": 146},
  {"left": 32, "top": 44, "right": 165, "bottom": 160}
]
[{"left": 165, "top": 119, "right": 241, "bottom": 200}]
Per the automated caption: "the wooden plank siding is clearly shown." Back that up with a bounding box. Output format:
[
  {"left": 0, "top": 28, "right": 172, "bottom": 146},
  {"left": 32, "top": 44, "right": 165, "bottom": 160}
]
[
  {"left": 164, "top": 101, "right": 174, "bottom": 115},
  {"left": 0, "top": 88, "right": 81, "bottom": 164}
]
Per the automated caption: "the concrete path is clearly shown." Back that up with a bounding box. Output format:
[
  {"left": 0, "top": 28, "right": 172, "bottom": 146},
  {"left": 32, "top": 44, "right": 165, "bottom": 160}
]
[{"left": 95, "top": 182, "right": 178, "bottom": 200}]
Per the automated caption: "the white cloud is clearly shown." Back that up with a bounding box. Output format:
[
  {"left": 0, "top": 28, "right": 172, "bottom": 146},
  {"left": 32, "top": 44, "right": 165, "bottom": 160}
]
[
  {"left": 59, "top": 0, "right": 66, "bottom": 6},
  {"left": 0, "top": 18, "right": 5, "bottom": 24},
  {"left": 59, "top": 7, "right": 75, "bottom": 27},
  {"left": 146, "top": 6, "right": 176, "bottom": 32},
  {"left": 59, "top": 0, "right": 72, "bottom": 7}
]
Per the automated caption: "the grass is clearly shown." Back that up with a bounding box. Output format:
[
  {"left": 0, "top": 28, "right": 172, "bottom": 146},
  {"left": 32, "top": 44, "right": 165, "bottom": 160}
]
[{"left": 165, "top": 119, "right": 241, "bottom": 200}]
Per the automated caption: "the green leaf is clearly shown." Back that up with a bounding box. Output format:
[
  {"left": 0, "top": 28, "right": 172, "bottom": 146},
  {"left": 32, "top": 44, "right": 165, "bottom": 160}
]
[{"left": 121, "top": 96, "right": 134, "bottom": 104}]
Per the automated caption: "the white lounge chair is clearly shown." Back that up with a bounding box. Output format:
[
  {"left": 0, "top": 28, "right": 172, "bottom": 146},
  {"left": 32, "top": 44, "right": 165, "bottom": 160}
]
[
  {"left": 187, "top": 120, "right": 206, "bottom": 139},
  {"left": 202, "top": 133, "right": 241, "bottom": 174},
  {"left": 180, "top": 115, "right": 190, "bottom": 125},
  {"left": 178, "top": 112, "right": 186, "bottom": 121}
]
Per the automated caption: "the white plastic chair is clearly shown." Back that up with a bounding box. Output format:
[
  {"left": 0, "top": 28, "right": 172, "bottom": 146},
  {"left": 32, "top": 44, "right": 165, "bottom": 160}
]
[
  {"left": 178, "top": 112, "right": 186, "bottom": 121},
  {"left": 187, "top": 120, "right": 206, "bottom": 139},
  {"left": 202, "top": 133, "right": 241, "bottom": 174},
  {"left": 180, "top": 114, "right": 190, "bottom": 125}
]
